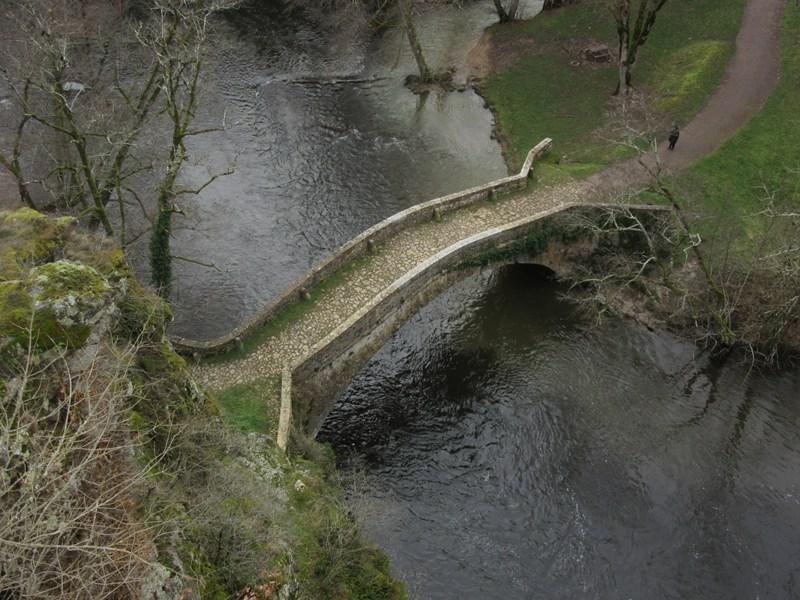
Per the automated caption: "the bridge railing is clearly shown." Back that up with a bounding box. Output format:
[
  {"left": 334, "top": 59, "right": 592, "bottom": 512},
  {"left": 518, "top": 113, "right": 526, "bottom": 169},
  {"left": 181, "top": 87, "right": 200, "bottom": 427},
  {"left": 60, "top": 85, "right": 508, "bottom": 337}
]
[{"left": 171, "top": 138, "right": 553, "bottom": 356}]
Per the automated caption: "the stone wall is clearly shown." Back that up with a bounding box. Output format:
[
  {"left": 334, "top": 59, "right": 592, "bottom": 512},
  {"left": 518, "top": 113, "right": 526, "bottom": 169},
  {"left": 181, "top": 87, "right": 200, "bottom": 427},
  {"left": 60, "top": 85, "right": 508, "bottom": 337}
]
[
  {"left": 171, "top": 139, "right": 553, "bottom": 355},
  {"left": 286, "top": 205, "right": 575, "bottom": 441}
]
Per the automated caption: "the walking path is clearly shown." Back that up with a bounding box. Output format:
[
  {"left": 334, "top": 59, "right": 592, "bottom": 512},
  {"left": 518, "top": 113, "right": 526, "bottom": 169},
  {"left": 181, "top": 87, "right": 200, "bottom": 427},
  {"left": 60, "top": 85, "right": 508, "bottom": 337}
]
[{"left": 194, "top": 0, "right": 785, "bottom": 392}]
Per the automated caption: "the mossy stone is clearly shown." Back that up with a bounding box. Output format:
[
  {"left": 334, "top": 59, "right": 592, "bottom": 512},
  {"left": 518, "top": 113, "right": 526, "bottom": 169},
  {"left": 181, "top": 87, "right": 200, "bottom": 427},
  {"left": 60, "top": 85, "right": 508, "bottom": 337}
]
[
  {"left": 0, "top": 278, "right": 93, "bottom": 350},
  {"left": 31, "top": 260, "right": 110, "bottom": 300},
  {"left": 115, "top": 279, "right": 172, "bottom": 341},
  {"left": 0, "top": 280, "right": 34, "bottom": 345},
  {"left": 0, "top": 208, "right": 75, "bottom": 281}
]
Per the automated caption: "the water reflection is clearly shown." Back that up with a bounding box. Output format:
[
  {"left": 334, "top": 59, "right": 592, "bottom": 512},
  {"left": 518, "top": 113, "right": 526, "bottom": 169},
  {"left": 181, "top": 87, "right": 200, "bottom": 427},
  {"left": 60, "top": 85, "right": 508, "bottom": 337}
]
[
  {"left": 128, "top": 0, "right": 512, "bottom": 339},
  {"left": 320, "top": 265, "right": 800, "bottom": 599}
]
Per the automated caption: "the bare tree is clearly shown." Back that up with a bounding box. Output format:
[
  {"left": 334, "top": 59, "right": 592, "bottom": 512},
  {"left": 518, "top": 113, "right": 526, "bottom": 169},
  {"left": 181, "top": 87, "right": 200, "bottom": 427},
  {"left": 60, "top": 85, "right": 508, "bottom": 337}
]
[
  {"left": 0, "top": 335, "right": 167, "bottom": 598},
  {"left": 0, "top": 0, "right": 237, "bottom": 298},
  {"left": 0, "top": 1, "right": 164, "bottom": 233},
  {"left": 492, "top": 0, "right": 521, "bottom": 22},
  {"left": 570, "top": 136, "right": 800, "bottom": 363},
  {"left": 399, "top": 0, "right": 433, "bottom": 82},
  {"left": 609, "top": 0, "right": 669, "bottom": 95},
  {"left": 137, "top": 0, "right": 238, "bottom": 297}
]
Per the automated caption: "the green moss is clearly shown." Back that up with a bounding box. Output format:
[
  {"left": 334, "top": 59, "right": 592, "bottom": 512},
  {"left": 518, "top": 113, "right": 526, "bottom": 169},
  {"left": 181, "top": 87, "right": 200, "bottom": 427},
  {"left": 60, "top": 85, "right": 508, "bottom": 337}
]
[
  {"left": 0, "top": 280, "right": 33, "bottom": 345},
  {"left": 455, "top": 218, "right": 565, "bottom": 269},
  {"left": 0, "top": 209, "right": 75, "bottom": 280},
  {"left": 216, "top": 377, "right": 280, "bottom": 436},
  {"left": 182, "top": 540, "right": 229, "bottom": 600},
  {"left": 286, "top": 451, "right": 405, "bottom": 600},
  {"left": 655, "top": 40, "right": 730, "bottom": 115},
  {"left": 32, "top": 260, "right": 110, "bottom": 299},
  {"left": 132, "top": 339, "right": 197, "bottom": 443},
  {"left": 138, "top": 340, "right": 190, "bottom": 381},
  {"left": 3, "top": 207, "right": 48, "bottom": 224},
  {"left": 116, "top": 279, "right": 172, "bottom": 341},
  {"left": 33, "top": 307, "right": 92, "bottom": 349},
  {"left": 129, "top": 410, "right": 148, "bottom": 432},
  {"left": 0, "top": 277, "right": 95, "bottom": 350}
]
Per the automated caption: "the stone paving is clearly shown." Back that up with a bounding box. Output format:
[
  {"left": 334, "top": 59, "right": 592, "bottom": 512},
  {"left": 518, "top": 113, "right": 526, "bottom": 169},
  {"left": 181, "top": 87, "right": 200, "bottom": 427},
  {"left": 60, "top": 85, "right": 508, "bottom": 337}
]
[{"left": 194, "top": 177, "right": 597, "bottom": 392}]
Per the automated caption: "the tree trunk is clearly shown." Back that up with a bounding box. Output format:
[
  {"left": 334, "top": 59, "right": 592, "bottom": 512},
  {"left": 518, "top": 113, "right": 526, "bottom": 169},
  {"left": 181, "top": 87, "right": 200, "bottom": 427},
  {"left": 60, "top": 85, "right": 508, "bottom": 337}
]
[
  {"left": 543, "top": 0, "right": 576, "bottom": 9},
  {"left": 492, "top": 0, "right": 510, "bottom": 21},
  {"left": 617, "top": 43, "right": 629, "bottom": 95},
  {"left": 149, "top": 198, "right": 172, "bottom": 298},
  {"left": 493, "top": 0, "right": 522, "bottom": 21},
  {"left": 401, "top": 0, "right": 431, "bottom": 81},
  {"left": 612, "top": 0, "right": 630, "bottom": 95}
]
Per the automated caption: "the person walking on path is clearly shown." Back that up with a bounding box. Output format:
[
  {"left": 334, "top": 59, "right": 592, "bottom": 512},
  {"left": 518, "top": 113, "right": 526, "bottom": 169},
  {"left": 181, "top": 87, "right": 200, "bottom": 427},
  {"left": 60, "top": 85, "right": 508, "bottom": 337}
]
[{"left": 668, "top": 123, "right": 680, "bottom": 151}]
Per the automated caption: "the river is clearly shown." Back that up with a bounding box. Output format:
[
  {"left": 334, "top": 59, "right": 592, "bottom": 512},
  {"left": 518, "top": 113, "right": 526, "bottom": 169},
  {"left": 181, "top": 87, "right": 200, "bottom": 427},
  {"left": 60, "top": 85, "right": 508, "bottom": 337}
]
[
  {"left": 319, "top": 265, "right": 800, "bottom": 599},
  {"left": 131, "top": 0, "right": 547, "bottom": 339}
]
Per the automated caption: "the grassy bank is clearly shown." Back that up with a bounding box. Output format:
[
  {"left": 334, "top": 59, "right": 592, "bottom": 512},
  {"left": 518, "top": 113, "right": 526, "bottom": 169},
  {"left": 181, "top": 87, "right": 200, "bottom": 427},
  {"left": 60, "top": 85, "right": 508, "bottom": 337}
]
[
  {"left": 0, "top": 206, "right": 404, "bottom": 599},
  {"left": 687, "top": 3, "right": 800, "bottom": 232},
  {"left": 210, "top": 379, "right": 404, "bottom": 599},
  {"left": 480, "top": 0, "right": 747, "bottom": 178}
]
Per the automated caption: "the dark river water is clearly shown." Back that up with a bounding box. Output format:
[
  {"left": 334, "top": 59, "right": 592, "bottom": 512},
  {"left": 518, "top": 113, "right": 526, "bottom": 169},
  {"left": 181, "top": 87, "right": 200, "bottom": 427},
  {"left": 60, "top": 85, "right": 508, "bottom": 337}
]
[
  {"left": 319, "top": 265, "right": 800, "bottom": 599},
  {"left": 137, "top": 0, "right": 529, "bottom": 339}
]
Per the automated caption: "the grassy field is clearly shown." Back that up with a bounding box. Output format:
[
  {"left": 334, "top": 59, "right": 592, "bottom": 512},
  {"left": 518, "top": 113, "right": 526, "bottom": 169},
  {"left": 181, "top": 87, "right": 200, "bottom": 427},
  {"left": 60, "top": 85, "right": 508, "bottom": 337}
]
[
  {"left": 687, "top": 3, "right": 800, "bottom": 231},
  {"left": 480, "top": 0, "right": 747, "bottom": 178}
]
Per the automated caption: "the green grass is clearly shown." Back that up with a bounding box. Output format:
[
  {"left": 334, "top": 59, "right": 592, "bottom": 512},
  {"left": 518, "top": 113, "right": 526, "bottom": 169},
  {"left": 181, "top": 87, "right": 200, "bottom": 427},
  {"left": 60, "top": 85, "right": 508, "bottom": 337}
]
[
  {"left": 483, "top": 53, "right": 616, "bottom": 168},
  {"left": 481, "top": 0, "right": 747, "bottom": 174},
  {"left": 286, "top": 449, "right": 406, "bottom": 600},
  {"left": 216, "top": 376, "right": 280, "bottom": 436},
  {"left": 687, "top": 3, "right": 800, "bottom": 241}
]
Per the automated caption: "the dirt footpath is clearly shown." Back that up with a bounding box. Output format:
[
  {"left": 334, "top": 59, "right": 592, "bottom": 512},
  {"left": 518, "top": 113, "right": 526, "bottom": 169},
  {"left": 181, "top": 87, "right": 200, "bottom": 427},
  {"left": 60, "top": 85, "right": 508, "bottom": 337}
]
[{"left": 661, "top": 0, "right": 785, "bottom": 170}]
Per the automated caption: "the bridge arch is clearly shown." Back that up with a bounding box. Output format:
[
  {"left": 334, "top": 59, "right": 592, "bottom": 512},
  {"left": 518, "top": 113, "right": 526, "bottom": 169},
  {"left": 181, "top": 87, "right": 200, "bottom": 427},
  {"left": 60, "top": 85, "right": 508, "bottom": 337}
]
[{"left": 280, "top": 204, "right": 635, "bottom": 444}]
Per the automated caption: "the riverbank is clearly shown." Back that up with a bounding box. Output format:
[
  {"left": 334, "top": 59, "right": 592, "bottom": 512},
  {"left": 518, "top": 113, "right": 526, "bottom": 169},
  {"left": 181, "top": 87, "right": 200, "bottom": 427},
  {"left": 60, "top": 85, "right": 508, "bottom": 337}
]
[
  {"left": 475, "top": 0, "right": 747, "bottom": 177},
  {"left": 474, "top": 0, "right": 799, "bottom": 360},
  {"left": 0, "top": 208, "right": 405, "bottom": 599}
]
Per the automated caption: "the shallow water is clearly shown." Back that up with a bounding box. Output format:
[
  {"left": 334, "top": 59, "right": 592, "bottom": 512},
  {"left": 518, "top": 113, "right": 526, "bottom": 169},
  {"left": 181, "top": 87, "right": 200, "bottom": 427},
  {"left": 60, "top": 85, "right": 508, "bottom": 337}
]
[{"left": 319, "top": 265, "right": 800, "bottom": 599}]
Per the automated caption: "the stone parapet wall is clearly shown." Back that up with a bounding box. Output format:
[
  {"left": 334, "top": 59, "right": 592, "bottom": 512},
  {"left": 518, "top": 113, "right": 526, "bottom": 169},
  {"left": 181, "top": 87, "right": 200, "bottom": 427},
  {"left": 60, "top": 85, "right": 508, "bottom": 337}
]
[
  {"left": 171, "top": 139, "right": 553, "bottom": 355},
  {"left": 275, "top": 202, "right": 670, "bottom": 447},
  {"left": 287, "top": 203, "right": 574, "bottom": 440}
]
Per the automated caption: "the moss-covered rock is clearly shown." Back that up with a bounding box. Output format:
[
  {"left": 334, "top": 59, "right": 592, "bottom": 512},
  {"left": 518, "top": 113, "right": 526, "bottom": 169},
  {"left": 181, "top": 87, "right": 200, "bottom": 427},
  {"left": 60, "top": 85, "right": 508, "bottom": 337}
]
[
  {"left": 31, "top": 260, "right": 110, "bottom": 299},
  {"left": 0, "top": 231, "right": 116, "bottom": 353},
  {"left": 115, "top": 279, "right": 172, "bottom": 341},
  {"left": 26, "top": 260, "right": 113, "bottom": 348},
  {"left": 0, "top": 208, "right": 75, "bottom": 281},
  {"left": 0, "top": 280, "right": 33, "bottom": 346}
]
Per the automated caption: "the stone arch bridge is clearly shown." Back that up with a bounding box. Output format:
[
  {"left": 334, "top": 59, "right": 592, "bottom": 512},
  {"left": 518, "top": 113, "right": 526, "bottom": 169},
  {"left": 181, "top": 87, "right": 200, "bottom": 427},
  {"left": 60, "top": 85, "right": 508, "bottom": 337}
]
[
  {"left": 175, "top": 0, "right": 785, "bottom": 447},
  {"left": 177, "top": 139, "right": 668, "bottom": 448}
]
